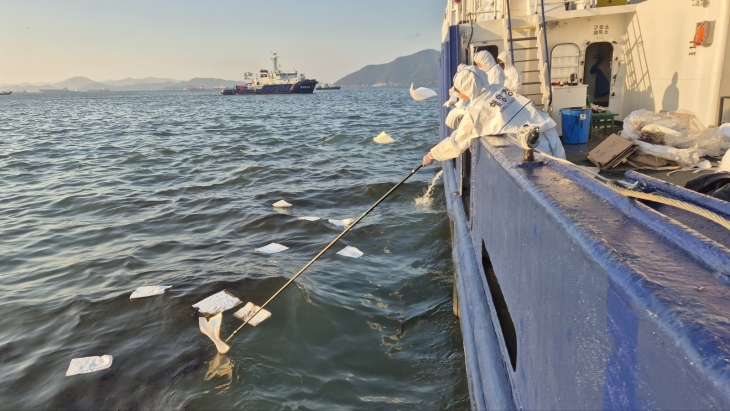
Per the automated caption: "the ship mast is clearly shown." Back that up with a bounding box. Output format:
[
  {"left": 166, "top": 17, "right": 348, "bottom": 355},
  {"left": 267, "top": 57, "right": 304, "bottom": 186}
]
[{"left": 271, "top": 52, "right": 280, "bottom": 74}]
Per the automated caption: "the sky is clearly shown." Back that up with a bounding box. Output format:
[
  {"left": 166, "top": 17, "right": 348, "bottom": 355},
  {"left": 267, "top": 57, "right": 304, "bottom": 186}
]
[{"left": 0, "top": 0, "right": 445, "bottom": 85}]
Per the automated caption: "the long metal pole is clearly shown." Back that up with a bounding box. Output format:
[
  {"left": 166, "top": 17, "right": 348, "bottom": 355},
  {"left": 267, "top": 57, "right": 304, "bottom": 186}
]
[
  {"left": 539, "top": 0, "right": 553, "bottom": 106},
  {"left": 505, "top": 0, "right": 515, "bottom": 68},
  {"left": 225, "top": 162, "right": 424, "bottom": 343}
]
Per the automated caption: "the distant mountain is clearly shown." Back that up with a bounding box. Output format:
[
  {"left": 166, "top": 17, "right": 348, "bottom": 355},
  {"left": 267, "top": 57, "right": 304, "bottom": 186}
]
[
  {"left": 334, "top": 49, "right": 439, "bottom": 87},
  {"left": 0, "top": 76, "right": 244, "bottom": 92},
  {"left": 102, "top": 77, "right": 181, "bottom": 86},
  {"left": 48, "top": 76, "right": 109, "bottom": 91}
]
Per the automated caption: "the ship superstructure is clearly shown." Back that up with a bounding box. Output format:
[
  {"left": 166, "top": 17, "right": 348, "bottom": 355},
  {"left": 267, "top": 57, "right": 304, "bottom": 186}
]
[{"left": 222, "top": 53, "right": 317, "bottom": 95}]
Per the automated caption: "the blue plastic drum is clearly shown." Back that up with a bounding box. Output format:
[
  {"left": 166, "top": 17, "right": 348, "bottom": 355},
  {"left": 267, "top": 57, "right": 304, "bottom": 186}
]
[{"left": 560, "top": 107, "right": 592, "bottom": 144}]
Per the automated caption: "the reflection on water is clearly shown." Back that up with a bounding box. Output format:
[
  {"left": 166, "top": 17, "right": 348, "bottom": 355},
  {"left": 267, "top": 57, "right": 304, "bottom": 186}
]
[{"left": 205, "top": 354, "right": 234, "bottom": 382}]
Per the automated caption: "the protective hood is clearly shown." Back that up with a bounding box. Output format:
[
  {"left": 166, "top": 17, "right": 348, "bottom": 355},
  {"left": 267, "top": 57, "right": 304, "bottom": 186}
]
[
  {"left": 453, "top": 66, "right": 489, "bottom": 102},
  {"left": 473, "top": 51, "right": 497, "bottom": 72},
  {"left": 497, "top": 50, "right": 513, "bottom": 67}
]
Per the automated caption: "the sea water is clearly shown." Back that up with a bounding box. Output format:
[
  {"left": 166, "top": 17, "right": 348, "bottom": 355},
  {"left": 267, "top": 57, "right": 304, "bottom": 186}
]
[{"left": 0, "top": 90, "right": 469, "bottom": 409}]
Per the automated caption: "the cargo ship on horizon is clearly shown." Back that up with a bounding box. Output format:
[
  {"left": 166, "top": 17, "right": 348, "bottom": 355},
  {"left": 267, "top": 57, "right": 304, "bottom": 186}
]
[{"left": 222, "top": 53, "right": 317, "bottom": 95}]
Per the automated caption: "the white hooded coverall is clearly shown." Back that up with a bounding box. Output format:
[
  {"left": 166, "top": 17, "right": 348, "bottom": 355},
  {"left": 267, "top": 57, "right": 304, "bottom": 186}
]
[
  {"left": 473, "top": 51, "right": 506, "bottom": 88},
  {"left": 498, "top": 50, "right": 523, "bottom": 95},
  {"left": 431, "top": 68, "right": 566, "bottom": 161}
]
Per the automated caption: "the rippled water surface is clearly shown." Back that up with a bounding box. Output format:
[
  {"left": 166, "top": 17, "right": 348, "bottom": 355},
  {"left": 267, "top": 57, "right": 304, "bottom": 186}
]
[{"left": 0, "top": 89, "right": 468, "bottom": 409}]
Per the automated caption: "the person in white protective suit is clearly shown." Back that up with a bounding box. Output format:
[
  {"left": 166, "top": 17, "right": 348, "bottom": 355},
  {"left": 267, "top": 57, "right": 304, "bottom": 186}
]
[
  {"left": 497, "top": 50, "right": 522, "bottom": 95},
  {"left": 443, "top": 65, "right": 489, "bottom": 128},
  {"left": 473, "top": 50, "right": 505, "bottom": 88},
  {"left": 423, "top": 67, "right": 565, "bottom": 166}
]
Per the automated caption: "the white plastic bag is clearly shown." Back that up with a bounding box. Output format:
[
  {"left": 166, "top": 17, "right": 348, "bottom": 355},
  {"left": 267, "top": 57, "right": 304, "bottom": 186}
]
[
  {"left": 633, "top": 140, "right": 705, "bottom": 166},
  {"left": 719, "top": 149, "right": 730, "bottom": 173}
]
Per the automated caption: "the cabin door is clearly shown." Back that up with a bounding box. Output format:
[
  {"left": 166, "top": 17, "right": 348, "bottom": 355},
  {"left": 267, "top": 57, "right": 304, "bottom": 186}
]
[{"left": 583, "top": 42, "right": 614, "bottom": 107}]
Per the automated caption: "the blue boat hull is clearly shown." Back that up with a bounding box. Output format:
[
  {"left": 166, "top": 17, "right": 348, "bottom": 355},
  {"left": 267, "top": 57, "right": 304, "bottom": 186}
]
[
  {"left": 440, "top": 24, "right": 730, "bottom": 410},
  {"left": 222, "top": 79, "right": 317, "bottom": 95}
]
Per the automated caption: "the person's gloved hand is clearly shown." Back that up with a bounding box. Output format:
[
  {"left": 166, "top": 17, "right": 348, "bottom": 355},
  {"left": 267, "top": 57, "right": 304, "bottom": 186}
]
[
  {"left": 443, "top": 87, "right": 459, "bottom": 108},
  {"left": 422, "top": 152, "right": 434, "bottom": 166}
]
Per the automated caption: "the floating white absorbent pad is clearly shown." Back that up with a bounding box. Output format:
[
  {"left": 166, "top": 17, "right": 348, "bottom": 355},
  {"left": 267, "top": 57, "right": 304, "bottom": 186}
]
[
  {"left": 255, "top": 243, "right": 289, "bottom": 254},
  {"left": 329, "top": 218, "right": 354, "bottom": 227},
  {"left": 233, "top": 302, "right": 272, "bottom": 326},
  {"left": 298, "top": 216, "right": 320, "bottom": 221},
  {"left": 409, "top": 83, "right": 438, "bottom": 101},
  {"left": 373, "top": 131, "right": 395, "bottom": 144},
  {"left": 193, "top": 290, "right": 242, "bottom": 316},
  {"left": 337, "top": 246, "right": 364, "bottom": 258},
  {"left": 199, "top": 313, "right": 229, "bottom": 354},
  {"left": 129, "top": 285, "right": 171, "bottom": 300},
  {"left": 272, "top": 200, "right": 292, "bottom": 208},
  {"left": 66, "top": 355, "right": 113, "bottom": 376}
]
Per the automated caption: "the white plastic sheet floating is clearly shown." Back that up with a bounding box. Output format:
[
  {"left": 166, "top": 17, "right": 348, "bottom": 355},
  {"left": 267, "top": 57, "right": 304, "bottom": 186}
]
[
  {"left": 329, "top": 218, "right": 353, "bottom": 227},
  {"left": 193, "top": 290, "right": 242, "bottom": 316},
  {"left": 409, "top": 83, "right": 437, "bottom": 101},
  {"left": 66, "top": 355, "right": 113, "bottom": 376},
  {"left": 234, "top": 302, "right": 272, "bottom": 326},
  {"left": 199, "top": 313, "right": 229, "bottom": 354},
  {"left": 298, "top": 216, "right": 320, "bottom": 221},
  {"left": 373, "top": 131, "right": 395, "bottom": 144},
  {"left": 255, "top": 243, "right": 289, "bottom": 254},
  {"left": 129, "top": 285, "right": 171, "bottom": 300},
  {"left": 272, "top": 200, "right": 292, "bottom": 208},
  {"left": 337, "top": 246, "right": 364, "bottom": 258}
]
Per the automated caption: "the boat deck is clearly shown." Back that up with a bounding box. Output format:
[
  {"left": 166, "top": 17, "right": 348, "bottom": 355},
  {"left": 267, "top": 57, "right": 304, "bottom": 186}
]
[{"left": 563, "top": 123, "right": 716, "bottom": 188}]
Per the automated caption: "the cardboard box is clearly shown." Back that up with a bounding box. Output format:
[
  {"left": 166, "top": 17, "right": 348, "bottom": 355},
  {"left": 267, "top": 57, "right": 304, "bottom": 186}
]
[{"left": 587, "top": 134, "right": 638, "bottom": 170}]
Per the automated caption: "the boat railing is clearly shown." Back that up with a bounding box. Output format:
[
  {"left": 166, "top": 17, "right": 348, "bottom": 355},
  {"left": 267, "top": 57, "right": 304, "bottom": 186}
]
[{"left": 456, "top": 0, "right": 603, "bottom": 23}]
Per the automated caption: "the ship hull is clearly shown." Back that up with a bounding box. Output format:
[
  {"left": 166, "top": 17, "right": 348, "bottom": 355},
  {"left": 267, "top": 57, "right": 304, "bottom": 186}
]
[
  {"left": 440, "top": 23, "right": 730, "bottom": 410},
  {"left": 222, "top": 79, "right": 317, "bottom": 95}
]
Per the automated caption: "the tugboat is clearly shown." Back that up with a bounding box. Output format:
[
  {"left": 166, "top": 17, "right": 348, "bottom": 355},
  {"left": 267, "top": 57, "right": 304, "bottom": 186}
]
[
  {"left": 222, "top": 53, "right": 317, "bottom": 95},
  {"left": 316, "top": 82, "right": 341, "bottom": 91}
]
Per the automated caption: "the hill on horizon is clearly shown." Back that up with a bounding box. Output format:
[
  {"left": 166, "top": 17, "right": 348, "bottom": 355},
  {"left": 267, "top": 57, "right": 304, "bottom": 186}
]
[
  {"left": 0, "top": 76, "right": 244, "bottom": 92},
  {"left": 334, "top": 49, "right": 439, "bottom": 87}
]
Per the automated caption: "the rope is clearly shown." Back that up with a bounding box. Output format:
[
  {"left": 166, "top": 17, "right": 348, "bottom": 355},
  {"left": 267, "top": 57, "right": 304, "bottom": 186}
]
[{"left": 536, "top": 151, "right": 730, "bottom": 231}]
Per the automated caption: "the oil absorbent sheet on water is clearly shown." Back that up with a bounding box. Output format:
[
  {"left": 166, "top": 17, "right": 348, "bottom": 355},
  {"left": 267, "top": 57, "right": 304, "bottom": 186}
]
[
  {"left": 130, "top": 285, "right": 171, "bottom": 300},
  {"left": 66, "top": 355, "right": 113, "bottom": 376},
  {"left": 193, "top": 290, "right": 242, "bottom": 316},
  {"left": 255, "top": 243, "right": 289, "bottom": 254},
  {"left": 329, "top": 218, "right": 353, "bottom": 227},
  {"left": 337, "top": 246, "right": 364, "bottom": 258},
  {"left": 233, "top": 302, "right": 272, "bottom": 326},
  {"left": 374, "top": 131, "right": 395, "bottom": 144},
  {"left": 298, "top": 216, "right": 320, "bottom": 221},
  {"left": 272, "top": 200, "right": 293, "bottom": 208}
]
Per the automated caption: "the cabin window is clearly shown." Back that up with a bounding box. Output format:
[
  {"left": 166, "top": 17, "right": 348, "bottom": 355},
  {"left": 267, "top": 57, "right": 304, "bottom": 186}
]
[
  {"left": 482, "top": 241, "right": 517, "bottom": 371},
  {"left": 550, "top": 43, "right": 581, "bottom": 85}
]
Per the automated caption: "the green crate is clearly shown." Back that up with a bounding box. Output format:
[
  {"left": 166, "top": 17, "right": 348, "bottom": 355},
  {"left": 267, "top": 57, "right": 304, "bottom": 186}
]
[{"left": 597, "top": 0, "right": 628, "bottom": 6}]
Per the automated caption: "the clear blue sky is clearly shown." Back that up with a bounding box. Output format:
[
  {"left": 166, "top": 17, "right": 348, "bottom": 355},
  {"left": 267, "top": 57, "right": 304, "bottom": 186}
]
[{"left": 0, "top": 0, "right": 445, "bottom": 84}]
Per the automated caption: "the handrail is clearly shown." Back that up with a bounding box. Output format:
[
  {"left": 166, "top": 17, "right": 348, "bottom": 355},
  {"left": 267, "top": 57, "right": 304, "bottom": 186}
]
[{"left": 534, "top": 0, "right": 596, "bottom": 14}]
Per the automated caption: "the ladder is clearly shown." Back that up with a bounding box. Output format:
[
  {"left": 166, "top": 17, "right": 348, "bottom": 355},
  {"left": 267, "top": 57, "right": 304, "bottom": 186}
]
[{"left": 504, "top": 0, "right": 552, "bottom": 111}]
